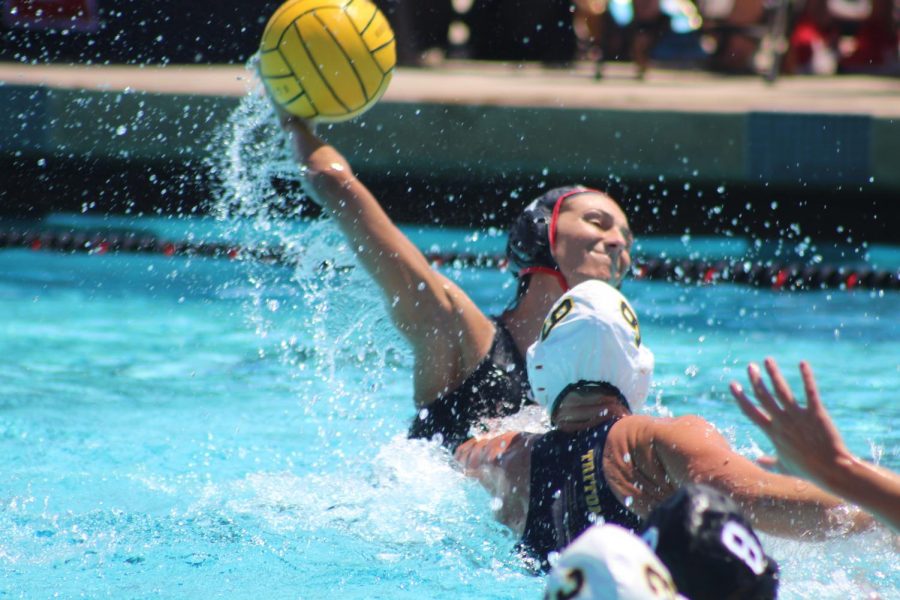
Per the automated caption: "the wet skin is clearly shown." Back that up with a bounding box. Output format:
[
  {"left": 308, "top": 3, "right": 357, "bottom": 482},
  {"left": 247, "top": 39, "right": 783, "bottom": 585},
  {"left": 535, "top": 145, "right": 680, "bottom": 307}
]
[{"left": 551, "top": 193, "right": 633, "bottom": 289}]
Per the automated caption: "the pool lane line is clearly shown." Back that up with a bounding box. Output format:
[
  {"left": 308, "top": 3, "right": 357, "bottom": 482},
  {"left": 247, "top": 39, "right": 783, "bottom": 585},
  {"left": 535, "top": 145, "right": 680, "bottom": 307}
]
[{"left": 1, "top": 228, "right": 897, "bottom": 292}]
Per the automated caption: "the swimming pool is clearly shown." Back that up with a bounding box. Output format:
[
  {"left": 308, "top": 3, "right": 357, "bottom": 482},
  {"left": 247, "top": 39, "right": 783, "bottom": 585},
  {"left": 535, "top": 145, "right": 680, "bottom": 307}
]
[{"left": 0, "top": 213, "right": 897, "bottom": 598}]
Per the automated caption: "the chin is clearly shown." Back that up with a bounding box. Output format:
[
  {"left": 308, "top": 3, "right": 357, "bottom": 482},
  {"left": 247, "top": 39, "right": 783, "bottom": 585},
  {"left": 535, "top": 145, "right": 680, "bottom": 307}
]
[{"left": 569, "top": 270, "right": 614, "bottom": 288}]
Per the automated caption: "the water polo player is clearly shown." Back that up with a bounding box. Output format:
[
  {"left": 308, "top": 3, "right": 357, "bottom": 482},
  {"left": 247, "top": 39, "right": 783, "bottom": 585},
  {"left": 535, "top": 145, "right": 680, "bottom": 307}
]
[
  {"left": 545, "top": 486, "right": 781, "bottom": 600},
  {"left": 278, "top": 115, "right": 633, "bottom": 451},
  {"left": 641, "top": 484, "right": 780, "bottom": 600},
  {"left": 455, "top": 280, "right": 874, "bottom": 568}
]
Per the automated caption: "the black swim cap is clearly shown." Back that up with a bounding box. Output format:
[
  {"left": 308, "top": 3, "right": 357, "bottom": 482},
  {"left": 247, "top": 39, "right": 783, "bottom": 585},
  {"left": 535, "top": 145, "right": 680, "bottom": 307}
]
[
  {"left": 641, "top": 484, "right": 780, "bottom": 600},
  {"left": 505, "top": 185, "right": 599, "bottom": 281}
]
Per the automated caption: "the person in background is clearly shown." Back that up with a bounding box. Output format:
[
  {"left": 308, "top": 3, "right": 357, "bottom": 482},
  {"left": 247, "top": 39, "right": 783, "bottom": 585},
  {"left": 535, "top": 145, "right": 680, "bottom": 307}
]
[
  {"left": 278, "top": 115, "right": 634, "bottom": 451},
  {"left": 699, "top": 0, "right": 768, "bottom": 74},
  {"left": 455, "top": 280, "right": 875, "bottom": 568},
  {"left": 730, "top": 357, "right": 900, "bottom": 532}
]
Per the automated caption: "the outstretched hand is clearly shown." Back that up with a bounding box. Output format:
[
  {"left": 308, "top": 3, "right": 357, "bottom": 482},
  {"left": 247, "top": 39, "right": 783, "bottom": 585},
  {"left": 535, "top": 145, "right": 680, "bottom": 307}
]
[{"left": 729, "top": 358, "right": 853, "bottom": 487}]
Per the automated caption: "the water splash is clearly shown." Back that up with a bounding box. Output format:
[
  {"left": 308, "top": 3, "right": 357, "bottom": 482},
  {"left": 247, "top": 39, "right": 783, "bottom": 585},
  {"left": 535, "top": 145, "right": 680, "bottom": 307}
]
[{"left": 205, "top": 70, "right": 409, "bottom": 424}]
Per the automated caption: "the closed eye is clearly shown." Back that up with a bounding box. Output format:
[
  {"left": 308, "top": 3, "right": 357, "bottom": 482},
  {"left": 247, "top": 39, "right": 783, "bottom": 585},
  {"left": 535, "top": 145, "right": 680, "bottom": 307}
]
[
  {"left": 584, "top": 210, "right": 632, "bottom": 248},
  {"left": 586, "top": 213, "right": 614, "bottom": 230}
]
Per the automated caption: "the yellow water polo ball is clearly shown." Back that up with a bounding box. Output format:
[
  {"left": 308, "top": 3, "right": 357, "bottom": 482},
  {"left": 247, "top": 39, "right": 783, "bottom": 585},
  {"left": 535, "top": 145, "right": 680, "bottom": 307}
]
[{"left": 259, "top": 0, "right": 396, "bottom": 122}]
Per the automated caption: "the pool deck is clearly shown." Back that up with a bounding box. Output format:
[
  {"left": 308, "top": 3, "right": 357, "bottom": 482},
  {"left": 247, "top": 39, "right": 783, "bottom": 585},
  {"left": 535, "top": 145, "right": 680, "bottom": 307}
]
[
  {"left": 1, "top": 61, "right": 898, "bottom": 240},
  {"left": 1, "top": 60, "right": 899, "bottom": 116}
]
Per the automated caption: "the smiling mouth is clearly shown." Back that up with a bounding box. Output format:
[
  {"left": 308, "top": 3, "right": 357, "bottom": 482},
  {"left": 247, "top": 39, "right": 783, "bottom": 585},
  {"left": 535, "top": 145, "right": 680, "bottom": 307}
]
[{"left": 590, "top": 251, "right": 617, "bottom": 269}]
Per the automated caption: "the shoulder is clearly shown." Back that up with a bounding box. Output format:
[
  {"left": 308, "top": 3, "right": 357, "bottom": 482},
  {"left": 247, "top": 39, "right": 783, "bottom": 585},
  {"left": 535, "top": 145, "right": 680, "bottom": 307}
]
[
  {"left": 644, "top": 414, "right": 730, "bottom": 452},
  {"left": 609, "top": 413, "right": 711, "bottom": 440},
  {"left": 611, "top": 414, "right": 717, "bottom": 441},
  {"left": 610, "top": 414, "right": 729, "bottom": 469},
  {"left": 650, "top": 414, "right": 717, "bottom": 438}
]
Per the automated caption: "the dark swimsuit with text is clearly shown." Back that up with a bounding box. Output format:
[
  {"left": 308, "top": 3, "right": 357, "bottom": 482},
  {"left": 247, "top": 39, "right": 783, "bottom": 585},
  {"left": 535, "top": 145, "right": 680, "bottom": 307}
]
[{"left": 521, "top": 418, "right": 642, "bottom": 568}]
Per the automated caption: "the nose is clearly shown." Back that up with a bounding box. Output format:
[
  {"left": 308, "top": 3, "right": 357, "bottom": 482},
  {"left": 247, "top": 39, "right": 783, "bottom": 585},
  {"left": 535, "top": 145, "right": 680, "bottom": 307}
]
[{"left": 604, "top": 227, "right": 627, "bottom": 252}]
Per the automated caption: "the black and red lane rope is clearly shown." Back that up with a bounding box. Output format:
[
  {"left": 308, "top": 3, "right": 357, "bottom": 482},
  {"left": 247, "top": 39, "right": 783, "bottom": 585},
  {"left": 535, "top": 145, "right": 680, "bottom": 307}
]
[{"left": 1, "top": 228, "right": 897, "bottom": 291}]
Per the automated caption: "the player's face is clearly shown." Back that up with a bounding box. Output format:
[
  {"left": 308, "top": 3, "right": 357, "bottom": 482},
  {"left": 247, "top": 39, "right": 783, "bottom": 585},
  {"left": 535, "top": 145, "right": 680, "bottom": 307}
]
[{"left": 551, "top": 193, "right": 633, "bottom": 288}]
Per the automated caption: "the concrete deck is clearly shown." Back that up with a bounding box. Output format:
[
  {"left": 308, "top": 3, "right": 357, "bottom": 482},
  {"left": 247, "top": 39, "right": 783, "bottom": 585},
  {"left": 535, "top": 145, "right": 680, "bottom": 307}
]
[{"left": 1, "top": 61, "right": 899, "bottom": 116}]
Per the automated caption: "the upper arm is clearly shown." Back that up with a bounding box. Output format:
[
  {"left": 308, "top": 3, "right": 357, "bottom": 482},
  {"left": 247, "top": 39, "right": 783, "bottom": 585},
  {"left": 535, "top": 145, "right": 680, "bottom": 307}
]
[{"left": 650, "top": 416, "right": 746, "bottom": 486}]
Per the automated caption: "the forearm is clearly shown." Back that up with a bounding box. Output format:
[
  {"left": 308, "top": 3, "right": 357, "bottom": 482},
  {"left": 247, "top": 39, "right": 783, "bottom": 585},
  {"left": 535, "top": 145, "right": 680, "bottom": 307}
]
[
  {"left": 653, "top": 416, "right": 875, "bottom": 540},
  {"left": 719, "top": 473, "right": 868, "bottom": 539},
  {"left": 301, "top": 145, "right": 431, "bottom": 282},
  {"left": 293, "top": 138, "right": 464, "bottom": 340},
  {"left": 281, "top": 120, "right": 435, "bottom": 290},
  {"left": 454, "top": 433, "right": 534, "bottom": 534},
  {"left": 818, "top": 456, "right": 900, "bottom": 532}
]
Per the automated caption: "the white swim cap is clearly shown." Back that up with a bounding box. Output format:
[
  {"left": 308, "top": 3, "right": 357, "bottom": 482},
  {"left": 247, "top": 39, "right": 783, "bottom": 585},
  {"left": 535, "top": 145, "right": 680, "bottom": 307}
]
[
  {"left": 527, "top": 280, "right": 654, "bottom": 419},
  {"left": 545, "top": 524, "right": 681, "bottom": 600}
]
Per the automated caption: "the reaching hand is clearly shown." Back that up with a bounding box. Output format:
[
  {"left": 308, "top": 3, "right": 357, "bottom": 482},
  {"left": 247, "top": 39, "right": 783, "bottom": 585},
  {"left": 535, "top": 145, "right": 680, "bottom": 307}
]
[
  {"left": 729, "top": 358, "right": 853, "bottom": 487},
  {"left": 731, "top": 358, "right": 900, "bottom": 532}
]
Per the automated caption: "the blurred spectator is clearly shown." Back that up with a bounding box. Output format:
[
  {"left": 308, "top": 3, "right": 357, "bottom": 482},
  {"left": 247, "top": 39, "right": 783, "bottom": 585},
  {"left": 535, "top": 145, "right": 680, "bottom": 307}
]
[
  {"left": 835, "top": 0, "right": 898, "bottom": 73},
  {"left": 574, "top": 0, "right": 705, "bottom": 78},
  {"left": 785, "top": 0, "right": 898, "bottom": 74},
  {"left": 698, "top": 0, "right": 768, "bottom": 73},
  {"left": 383, "top": 0, "right": 896, "bottom": 75},
  {"left": 573, "top": 0, "right": 606, "bottom": 61},
  {"left": 786, "top": 0, "right": 845, "bottom": 74}
]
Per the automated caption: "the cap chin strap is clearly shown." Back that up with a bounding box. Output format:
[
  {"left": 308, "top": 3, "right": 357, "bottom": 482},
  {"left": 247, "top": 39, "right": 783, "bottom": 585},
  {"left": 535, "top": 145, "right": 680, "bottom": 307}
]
[{"left": 519, "top": 266, "right": 569, "bottom": 292}]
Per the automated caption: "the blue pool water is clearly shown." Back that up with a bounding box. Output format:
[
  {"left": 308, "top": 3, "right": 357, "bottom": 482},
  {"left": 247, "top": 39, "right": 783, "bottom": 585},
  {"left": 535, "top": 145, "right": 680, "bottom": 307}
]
[{"left": 0, "top": 215, "right": 898, "bottom": 599}]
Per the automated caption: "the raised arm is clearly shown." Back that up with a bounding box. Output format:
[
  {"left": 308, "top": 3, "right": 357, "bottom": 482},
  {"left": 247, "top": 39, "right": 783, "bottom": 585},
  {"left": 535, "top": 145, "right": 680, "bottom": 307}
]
[
  {"left": 731, "top": 358, "right": 900, "bottom": 532},
  {"left": 646, "top": 415, "right": 874, "bottom": 539},
  {"left": 279, "top": 115, "right": 494, "bottom": 404}
]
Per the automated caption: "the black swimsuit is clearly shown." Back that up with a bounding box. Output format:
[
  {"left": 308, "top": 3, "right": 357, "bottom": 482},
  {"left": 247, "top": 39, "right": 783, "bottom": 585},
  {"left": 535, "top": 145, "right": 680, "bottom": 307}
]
[
  {"left": 520, "top": 419, "right": 642, "bottom": 568},
  {"left": 407, "top": 318, "right": 533, "bottom": 451}
]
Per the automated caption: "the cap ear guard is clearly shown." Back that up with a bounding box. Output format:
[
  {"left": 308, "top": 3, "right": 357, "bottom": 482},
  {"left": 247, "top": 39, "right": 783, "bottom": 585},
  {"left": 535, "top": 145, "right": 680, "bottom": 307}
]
[
  {"left": 505, "top": 185, "right": 595, "bottom": 277},
  {"left": 505, "top": 198, "right": 554, "bottom": 277}
]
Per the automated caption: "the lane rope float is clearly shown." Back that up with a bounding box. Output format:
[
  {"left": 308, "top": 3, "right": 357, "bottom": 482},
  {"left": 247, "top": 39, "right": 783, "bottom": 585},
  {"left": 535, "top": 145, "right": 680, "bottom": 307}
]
[{"left": 1, "top": 228, "right": 897, "bottom": 292}]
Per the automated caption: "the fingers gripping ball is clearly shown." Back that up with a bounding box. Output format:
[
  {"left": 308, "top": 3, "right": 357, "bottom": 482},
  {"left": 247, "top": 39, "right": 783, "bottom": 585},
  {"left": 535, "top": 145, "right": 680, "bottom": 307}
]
[{"left": 259, "top": 0, "right": 396, "bottom": 122}]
